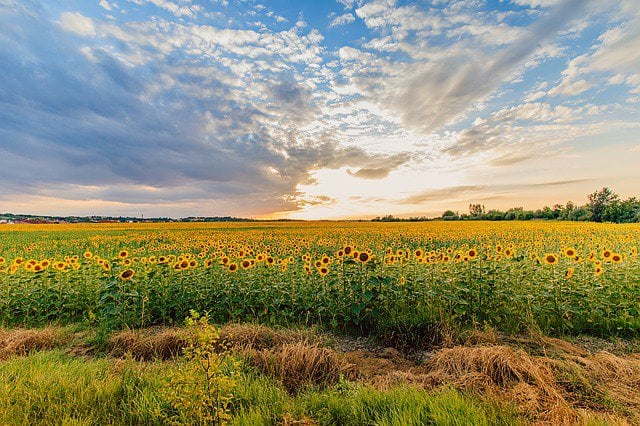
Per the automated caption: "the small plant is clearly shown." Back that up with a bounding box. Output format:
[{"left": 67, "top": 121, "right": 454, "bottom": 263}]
[{"left": 163, "top": 311, "right": 239, "bottom": 425}]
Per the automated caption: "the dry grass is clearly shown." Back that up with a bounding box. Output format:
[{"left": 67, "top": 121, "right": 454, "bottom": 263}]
[
  {"left": 107, "top": 323, "right": 317, "bottom": 360},
  {"left": 353, "top": 338, "right": 640, "bottom": 425},
  {"left": 108, "top": 327, "right": 187, "bottom": 360},
  {"left": 247, "top": 341, "right": 357, "bottom": 393},
  {"left": 218, "top": 323, "right": 316, "bottom": 351},
  {"left": 0, "top": 327, "right": 69, "bottom": 359}
]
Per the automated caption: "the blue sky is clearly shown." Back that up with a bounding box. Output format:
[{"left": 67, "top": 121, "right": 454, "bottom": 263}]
[{"left": 0, "top": 0, "right": 639, "bottom": 219}]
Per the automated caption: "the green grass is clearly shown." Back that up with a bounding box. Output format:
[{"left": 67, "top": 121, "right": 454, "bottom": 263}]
[
  {"left": 0, "top": 350, "right": 523, "bottom": 425},
  {"left": 0, "top": 351, "right": 171, "bottom": 425}
]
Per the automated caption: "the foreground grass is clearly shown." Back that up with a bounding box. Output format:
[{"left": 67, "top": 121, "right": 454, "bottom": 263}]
[
  {"left": 1, "top": 322, "right": 639, "bottom": 425},
  {"left": 0, "top": 350, "right": 521, "bottom": 425}
]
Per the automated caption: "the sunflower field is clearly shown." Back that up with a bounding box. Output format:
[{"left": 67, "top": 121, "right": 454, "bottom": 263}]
[{"left": 1, "top": 221, "right": 639, "bottom": 339}]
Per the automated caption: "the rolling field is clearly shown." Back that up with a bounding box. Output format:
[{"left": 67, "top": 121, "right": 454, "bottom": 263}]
[{"left": 1, "top": 221, "right": 640, "bottom": 425}]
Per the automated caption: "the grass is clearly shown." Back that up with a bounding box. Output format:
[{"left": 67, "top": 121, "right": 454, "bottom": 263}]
[
  {"left": 0, "top": 322, "right": 639, "bottom": 424},
  {"left": 0, "top": 349, "right": 523, "bottom": 426}
]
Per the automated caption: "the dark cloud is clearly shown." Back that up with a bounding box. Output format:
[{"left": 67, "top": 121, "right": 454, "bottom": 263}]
[
  {"left": 0, "top": 2, "right": 410, "bottom": 216},
  {"left": 346, "top": 152, "right": 410, "bottom": 179}
]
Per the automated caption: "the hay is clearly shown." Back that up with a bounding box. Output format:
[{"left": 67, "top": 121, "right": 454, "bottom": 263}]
[
  {"left": 0, "top": 327, "right": 68, "bottom": 359},
  {"left": 108, "top": 327, "right": 187, "bottom": 360},
  {"left": 247, "top": 341, "right": 356, "bottom": 393}
]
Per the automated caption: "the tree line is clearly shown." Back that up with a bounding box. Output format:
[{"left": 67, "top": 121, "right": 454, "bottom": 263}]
[{"left": 440, "top": 187, "right": 640, "bottom": 223}]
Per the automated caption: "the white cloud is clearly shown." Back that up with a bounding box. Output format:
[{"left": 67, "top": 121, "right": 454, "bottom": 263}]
[
  {"left": 59, "top": 12, "right": 96, "bottom": 37},
  {"left": 337, "top": 0, "right": 359, "bottom": 10},
  {"left": 524, "top": 90, "right": 546, "bottom": 102},
  {"left": 99, "top": 0, "right": 112, "bottom": 11},
  {"left": 130, "top": 0, "right": 199, "bottom": 18},
  {"left": 548, "top": 79, "right": 590, "bottom": 97},
  {"left": 329, "top": 13, "right": 355, "bottom": 28},
  {"left": 511, "top": 0, "right": 560, "bottom": 7}
]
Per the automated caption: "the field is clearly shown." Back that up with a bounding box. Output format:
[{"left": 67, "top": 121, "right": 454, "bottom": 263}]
[{"left": 1, "top": 221, "right": 640, "bottom": 424}]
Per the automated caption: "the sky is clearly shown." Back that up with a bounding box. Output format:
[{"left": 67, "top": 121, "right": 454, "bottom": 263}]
[{"left": 0, "top": 0, "right": 639, "bottom": 219}]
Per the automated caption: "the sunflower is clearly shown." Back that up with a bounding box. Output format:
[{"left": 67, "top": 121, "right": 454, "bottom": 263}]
[
  {"left": 594, "top": 266, "right": 603, "bottom": 276},
  {"left": 241, "top": 259, "right": 251, "bottom": 270},
  {"left": 611, "top": 253, "right": 622, "bottom": 264},
  {"left": 228, "top": 263, "right": 238, "bottom": 272},
  {"left": 358, "top": 252, "right": 370, "bottom": 263},
  {"left": 565, "top": 267, "right": 575, "bottom": 279},
  {"left": 83, "top": 252, "right": 92, "bottom": 259},
  {"left": 319, "top": 266, "right": 329, "bottom": 276},
  {"left": 180, "top": 260, "right": 189, "bottom": 269},
  {"left": 602, "top": 250, "right": 612, "bottom": 259},
  {"left": 563, "top": 248, "right": 576, "bottom": 258},
  {"left": 118, "top": 250, "right": 128, "bottom": 259},
  {"left": 543, "top": 253, "right": 558, "bottom": 265},
  {"left": 467, "top": 248, "right": 477, "bottom": 259},
  {"left": 119, "top": 269, "right": 135, "bottom": 280},
  {"left": 343, "top": 245, "right": 353, "bottom": 255},
  {"left": 189, "top": 260, "right": 197, "bottom": 268}
]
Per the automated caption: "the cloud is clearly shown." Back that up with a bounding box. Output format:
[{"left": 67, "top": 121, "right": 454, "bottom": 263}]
[
  {"left": 547, "top": 79, "right": 590, "bottom": 97},
  {"left": 400, "top": 186, "right": 486, "bottom": 204},
  {"left": 511, "top": 0, "right": 560, "bottom": 7},
  {"left": 99, "top": 1, "right": 112, "bottom": 11},
  {"left": 390, "top": 0, "right": 588, "bottom": 134},
  {"left": 337, "top": 0, "right": 359, "bottom": 10},
  {"left": 346, "top": 152, "right": 410, "bottom": 179},
  {"left": 0, "top": 2, "right": 409, "bottom": 216},
  {"left": 530, "top": 179, "right": 591, "bottom": 187},
  {"left": 329, "top": 13, "right": 355, "bottom": 28},
  {"left": 58, "top": 12, "right": 96, "bottom": 37},
  {"left": 130, "top": 0, "right": 200, "bottom": 18},
  {"left": 398, "top": 179, "right": 590, "bottom": 206},
  {"left": 442, "top": 102, "right": 577, "bottom": 158}
]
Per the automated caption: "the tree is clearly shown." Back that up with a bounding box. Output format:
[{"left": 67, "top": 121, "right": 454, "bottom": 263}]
[
  {"left": 603, "top": 197, "right": 640, "bottom": 223},
  {"left": 442, "top": 210, "right": 459, "bottom": 220},
  {"left": 469, "top": 204, "right": 485, "bottom": 217},
  {"left": 587, "top": 187, "right": 618, "bottom": 222}
]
